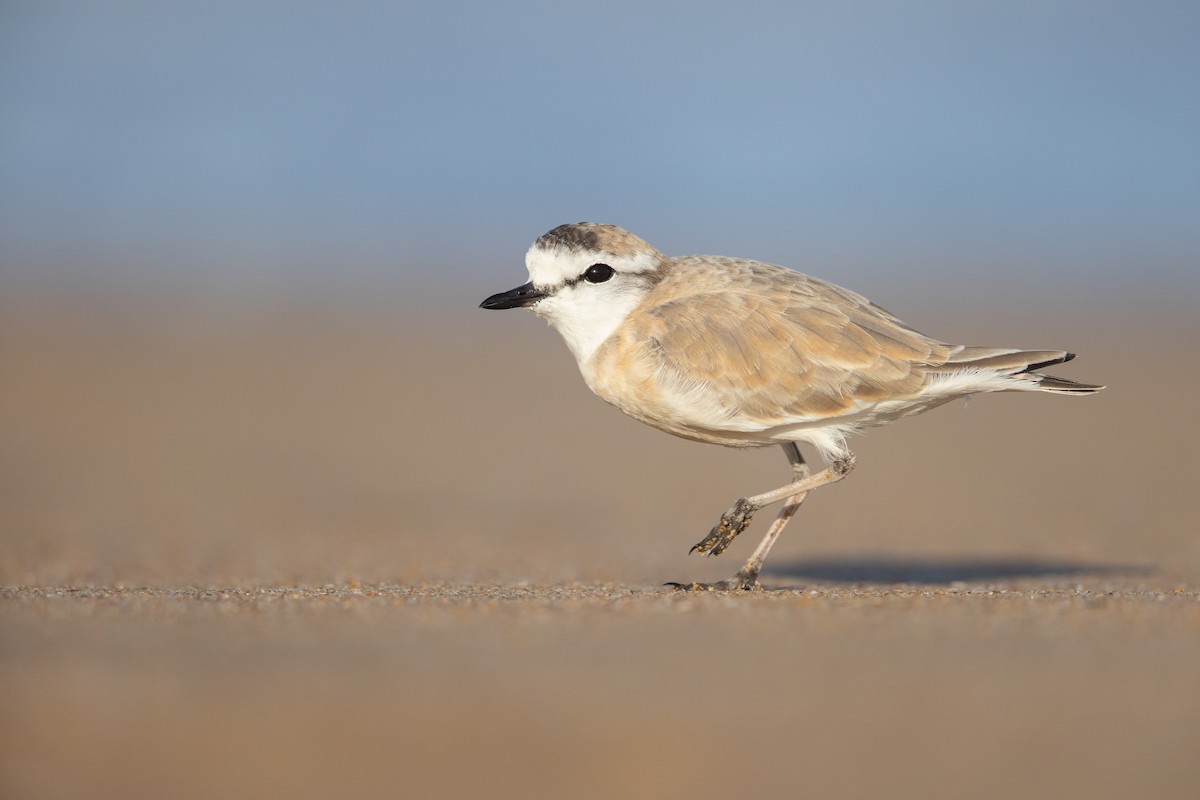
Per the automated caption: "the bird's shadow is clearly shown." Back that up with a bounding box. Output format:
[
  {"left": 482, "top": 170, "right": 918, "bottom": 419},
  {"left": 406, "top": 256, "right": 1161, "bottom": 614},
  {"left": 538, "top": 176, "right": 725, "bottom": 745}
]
[{"left": 762, "top": 555, "right": 1152, "bottom": 585}]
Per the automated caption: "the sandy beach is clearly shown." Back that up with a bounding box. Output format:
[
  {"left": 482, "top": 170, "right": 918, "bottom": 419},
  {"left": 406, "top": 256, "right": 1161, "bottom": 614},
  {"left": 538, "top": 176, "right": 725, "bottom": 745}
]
[{"left": 2, "top": 295, "right": 1197, "bottom": 799}]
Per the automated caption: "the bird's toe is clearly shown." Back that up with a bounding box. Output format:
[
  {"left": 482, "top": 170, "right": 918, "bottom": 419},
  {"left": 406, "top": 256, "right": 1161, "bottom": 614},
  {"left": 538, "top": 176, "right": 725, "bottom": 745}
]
[{"left": 689, "top": 498, "right": 756, "bottom": 556}]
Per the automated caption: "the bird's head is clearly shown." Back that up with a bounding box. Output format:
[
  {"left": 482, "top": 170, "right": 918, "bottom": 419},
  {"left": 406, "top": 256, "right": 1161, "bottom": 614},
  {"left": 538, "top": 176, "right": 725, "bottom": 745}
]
[{"left": 480, "top": 222, "right": 668, "bottom": 363}]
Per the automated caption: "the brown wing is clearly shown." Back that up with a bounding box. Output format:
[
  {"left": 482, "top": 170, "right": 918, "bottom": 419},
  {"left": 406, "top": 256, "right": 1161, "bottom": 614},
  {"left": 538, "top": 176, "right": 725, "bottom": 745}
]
[{"left": 635, "top": 257, "right": 951, "bottom": 426}]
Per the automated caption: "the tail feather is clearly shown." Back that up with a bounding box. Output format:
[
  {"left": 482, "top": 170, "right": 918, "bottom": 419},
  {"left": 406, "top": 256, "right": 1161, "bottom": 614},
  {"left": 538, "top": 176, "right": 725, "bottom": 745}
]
[
  {"left": 940, "top": 346, "right": 1104, "bottom": 394},
  {"left": 946, "top": 346, "right": 1075, "bottom": 373},
  {"left": 1025, "top": 373, "right": 1106, "bottom": 394}
]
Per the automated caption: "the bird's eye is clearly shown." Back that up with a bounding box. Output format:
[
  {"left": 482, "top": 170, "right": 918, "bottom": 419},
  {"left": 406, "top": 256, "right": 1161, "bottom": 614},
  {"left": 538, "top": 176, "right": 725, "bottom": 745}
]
[{"left": 583, "top": 263, "right": 614, "bottom": 283}]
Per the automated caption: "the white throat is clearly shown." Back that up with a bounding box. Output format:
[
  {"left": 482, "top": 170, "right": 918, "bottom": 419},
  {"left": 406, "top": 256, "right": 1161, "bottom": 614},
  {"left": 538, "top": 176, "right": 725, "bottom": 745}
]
[
  {"left": 524, "top": 244, "right": 658, "bottom": 365},
  {"left": 533, "top": 288, "right": 643, "bottom": 364}
]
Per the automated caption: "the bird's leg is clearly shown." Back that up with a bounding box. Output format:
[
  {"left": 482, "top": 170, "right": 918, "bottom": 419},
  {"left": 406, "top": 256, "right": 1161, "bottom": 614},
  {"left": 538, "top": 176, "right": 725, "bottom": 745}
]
[
  {"left": 687, "top": 443, "right": 804, "bottom": 558},
  {"left": 669, "top": 446, "right": 855, "bottom": 591},
  {"left": 690, "top": 447, "right": 854, "bottom": 557},
  {"left": 730, "top": 444, "right": 810, "bottom": 589}
]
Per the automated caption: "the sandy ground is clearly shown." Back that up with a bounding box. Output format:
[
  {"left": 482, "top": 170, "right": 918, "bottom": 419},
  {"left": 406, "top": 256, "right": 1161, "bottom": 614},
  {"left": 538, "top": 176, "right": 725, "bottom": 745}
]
[{"left": 2, "top": 292, "right": 1198, "bottom": 799}]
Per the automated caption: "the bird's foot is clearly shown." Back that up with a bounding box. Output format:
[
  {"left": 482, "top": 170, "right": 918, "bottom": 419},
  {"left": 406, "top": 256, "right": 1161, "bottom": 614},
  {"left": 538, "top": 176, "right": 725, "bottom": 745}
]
[
  {"left": 689, "top": 498, "right": 756, "bottom": 557},
  {"left": 665, "top": 576, "right": 762, "bottom": 592}
]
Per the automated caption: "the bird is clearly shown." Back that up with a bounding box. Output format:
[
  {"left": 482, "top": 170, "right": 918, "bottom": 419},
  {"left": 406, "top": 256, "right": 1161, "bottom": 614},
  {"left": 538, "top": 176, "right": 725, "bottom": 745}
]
[{"left": 480, "top": 222, "right": 1104, "bottom": 590}]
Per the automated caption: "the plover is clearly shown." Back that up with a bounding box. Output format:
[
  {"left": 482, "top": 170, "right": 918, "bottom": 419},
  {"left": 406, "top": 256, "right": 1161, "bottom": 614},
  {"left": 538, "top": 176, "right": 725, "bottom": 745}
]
[{"left": 481, "top": 223, "right": 1104, "bottom": 590}]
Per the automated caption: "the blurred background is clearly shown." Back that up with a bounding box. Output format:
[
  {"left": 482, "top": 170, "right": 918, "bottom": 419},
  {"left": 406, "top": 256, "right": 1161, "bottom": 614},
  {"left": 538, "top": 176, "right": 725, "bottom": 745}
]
[
  {"left": 2, "top": 0, "right": 1197, "bottom": 302},
  {"left": 3, "top": 2, "right": 1199, "bottom": 799}
]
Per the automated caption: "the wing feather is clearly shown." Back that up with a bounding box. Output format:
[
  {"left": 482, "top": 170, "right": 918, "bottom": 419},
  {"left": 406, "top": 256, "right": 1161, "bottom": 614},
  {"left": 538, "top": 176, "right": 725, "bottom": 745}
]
[{"left": 627, "top": 257, "right": 949, "bottom": 429}]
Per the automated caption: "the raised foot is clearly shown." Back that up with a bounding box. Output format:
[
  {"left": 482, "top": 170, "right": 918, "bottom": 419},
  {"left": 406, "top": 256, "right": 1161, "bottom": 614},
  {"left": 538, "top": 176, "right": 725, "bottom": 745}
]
[
  {"left": 689, "top": 498, "right": 756, "bottom": 557},
  {"left": 665, "top": 577, "right": 762, "bottom": 592}
]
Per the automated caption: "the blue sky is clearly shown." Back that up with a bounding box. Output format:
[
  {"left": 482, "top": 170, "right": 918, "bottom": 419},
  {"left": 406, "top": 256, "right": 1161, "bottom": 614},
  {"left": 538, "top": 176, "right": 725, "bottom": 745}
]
[{"left": 1, "top": 1, "right": 1197, "bottom": 296}]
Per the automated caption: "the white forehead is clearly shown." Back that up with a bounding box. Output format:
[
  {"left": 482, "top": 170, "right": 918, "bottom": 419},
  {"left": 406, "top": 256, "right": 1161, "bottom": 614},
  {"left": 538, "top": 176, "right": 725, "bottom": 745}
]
[{"left": 525, "top": 244, "right": 660, "bottom": 288}]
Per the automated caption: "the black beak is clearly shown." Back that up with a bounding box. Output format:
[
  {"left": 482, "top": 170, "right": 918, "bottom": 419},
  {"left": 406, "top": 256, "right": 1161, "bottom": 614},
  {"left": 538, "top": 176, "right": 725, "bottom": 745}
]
[{"left": 479, "top": 282, "right": 547, "bottom": 310}]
